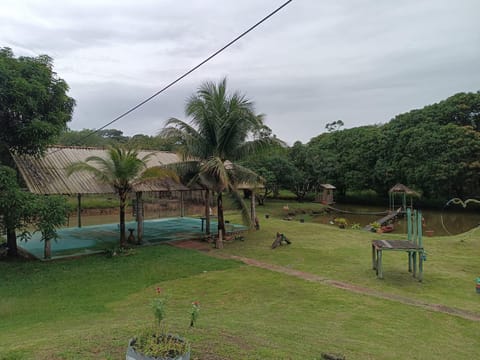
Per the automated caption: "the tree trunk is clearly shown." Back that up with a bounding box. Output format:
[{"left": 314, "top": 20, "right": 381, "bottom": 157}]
[
  {"left": 250, "top": 190, "right": 257, "bottom": 229},
  {"left": 119, "top": 192, "right": 127, "bottom": 247},
  {"left": 44, "top": 238, "right": 51, "bottom": 259},
  {"left": 216, "top": 191, "right": 224, "bottom": 249},
  {"left": 6, "top": 227, "right": 18, "bottom": 257}
]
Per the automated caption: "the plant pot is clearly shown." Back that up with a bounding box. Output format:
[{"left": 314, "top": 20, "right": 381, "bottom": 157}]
[{"left": 126, "top": 336, "right": 190, "bottom": 360}]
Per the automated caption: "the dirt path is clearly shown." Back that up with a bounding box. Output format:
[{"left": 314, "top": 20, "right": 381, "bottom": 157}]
[{"left": 171, "top": 240, "right": 480, "bottom": 322}]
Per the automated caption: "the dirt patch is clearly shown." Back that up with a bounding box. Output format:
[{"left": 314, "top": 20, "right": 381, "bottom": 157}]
[{"left": 170, "top": 239, "right": 213, "bottom": 252}]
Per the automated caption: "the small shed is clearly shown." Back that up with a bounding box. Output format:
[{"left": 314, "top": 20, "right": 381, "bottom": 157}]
[
  {"left": 317, "top": 184, "right": 336, "bottom": 205},
  {"left": 388, "top": 183, "right": 420, "bottom": 211}
]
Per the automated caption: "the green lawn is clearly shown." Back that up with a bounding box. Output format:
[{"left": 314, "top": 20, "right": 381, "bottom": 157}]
[{"left": 1, "top": 201, "right": 479, "bottom": 359}]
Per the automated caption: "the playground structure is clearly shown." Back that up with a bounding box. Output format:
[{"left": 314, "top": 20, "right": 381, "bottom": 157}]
[
  {"left": 388, "top": 183, "right": 420, "bottom": 212},
  {"left": 364, "top": 184, "right": 420, "bottom": 231},
  {"left": 371, "top": 208, "right": 426, "bottom": 281}
]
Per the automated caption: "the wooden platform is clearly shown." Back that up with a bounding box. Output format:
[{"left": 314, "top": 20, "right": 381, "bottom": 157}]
[
  {"left": 372, "top": 239, "right": 421, "bottom": 251},
  {"left": 372, "top": 239, "right": 425, "bottom": 281}
]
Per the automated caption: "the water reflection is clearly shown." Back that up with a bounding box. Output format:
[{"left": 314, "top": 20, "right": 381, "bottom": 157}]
[{"left": 313, "top": 204, "right": 479, "bottom": 236}]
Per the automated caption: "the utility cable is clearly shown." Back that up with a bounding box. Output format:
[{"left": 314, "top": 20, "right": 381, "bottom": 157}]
[{"left": 48, "top": 0, "right": 293, "bottom": 155}]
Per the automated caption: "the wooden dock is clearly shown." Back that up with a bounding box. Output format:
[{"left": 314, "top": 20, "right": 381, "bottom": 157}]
[{"left": 364, "top": 207, "right": 402, "bottom": 231}]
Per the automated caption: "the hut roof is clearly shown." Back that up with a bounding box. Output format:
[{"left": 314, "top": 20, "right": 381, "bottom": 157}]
[
  {"left": 388, "top": 183, "right": 420, "bottom": 196},
  {"left": 11, "top": 146, "right": 187, "bottom": 195},
  {"left": 320, "top": 184, "right": 336, "bottom": 190}
]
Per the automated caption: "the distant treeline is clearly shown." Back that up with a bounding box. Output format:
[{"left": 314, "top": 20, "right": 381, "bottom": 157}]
[
  {"left": 57, "top": 91, "right": 480, "bottom": 202},
  {"left": 242, "top": 92, "right": 480, "bottom": 202},
  {"left": 55, "top": 128, "right": 178, "bottom": 151}
]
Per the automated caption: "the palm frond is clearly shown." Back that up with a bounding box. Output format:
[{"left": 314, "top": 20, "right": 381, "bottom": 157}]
[{"left": 227, "top": 189, "right": 252, "bottom": 227}]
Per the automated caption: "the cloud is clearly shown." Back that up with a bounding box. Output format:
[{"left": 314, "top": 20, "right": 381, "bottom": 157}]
[{"left": 1, "top": 0, "right": 479, "bottom": 144}]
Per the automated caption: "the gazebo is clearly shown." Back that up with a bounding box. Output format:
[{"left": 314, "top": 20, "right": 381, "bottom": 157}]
[{"left": 388, "top": 183, "right": 420, "bottom": 212}]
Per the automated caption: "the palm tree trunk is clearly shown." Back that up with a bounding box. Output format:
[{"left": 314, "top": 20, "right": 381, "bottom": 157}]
[
  {"left": 119, "top": 192, "right": 127, "bottom": 247},
  {"left": 6, "top": 227, "right": 17, "bottom": 257},
  {"left": 216, "top": 191, "right": 224, "bottom": 249}
]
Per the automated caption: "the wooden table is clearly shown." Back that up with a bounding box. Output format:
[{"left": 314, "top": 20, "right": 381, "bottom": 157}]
[{"left": 372, "top": 239, "right": 425, "bottom": 281}]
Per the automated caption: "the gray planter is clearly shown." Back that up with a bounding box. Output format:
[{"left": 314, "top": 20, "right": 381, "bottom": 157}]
[{"left": 126, "top": 337, "right": 190, "bottom": 360}]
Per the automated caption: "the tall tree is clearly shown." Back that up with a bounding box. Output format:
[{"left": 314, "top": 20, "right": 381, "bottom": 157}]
[
  {"left": 0, "top": 166, "right": 36, "bottom": 256},
  {"left": 160, "top": 78, "right": 278, "bottom": 248},
  {"left": 0, "top": 47, "right": 75, "bottom": 160},
  {"left": 67, "top": 146, "right": 151, "bottom": 247}
]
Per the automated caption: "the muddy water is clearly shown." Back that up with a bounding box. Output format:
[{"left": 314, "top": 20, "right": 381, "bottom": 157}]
[{"left": 313, "top": 204, "right": 479, "bottom": 236}]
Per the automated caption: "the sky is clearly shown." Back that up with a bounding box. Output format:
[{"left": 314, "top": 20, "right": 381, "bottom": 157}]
[{"left": 1, "top": 0, "right": 479, "bottom": 144}]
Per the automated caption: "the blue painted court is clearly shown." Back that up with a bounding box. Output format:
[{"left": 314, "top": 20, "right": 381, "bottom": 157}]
[{"left": 19, "top": 217, "right": 247, "bottom": 260}]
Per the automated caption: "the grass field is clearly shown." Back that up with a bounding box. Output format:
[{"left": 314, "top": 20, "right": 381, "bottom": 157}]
[{"left": 1, "top": 200, "right": 479, "bottom": 359}]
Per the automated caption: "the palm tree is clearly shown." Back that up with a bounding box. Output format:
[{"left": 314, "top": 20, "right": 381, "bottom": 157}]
[
  {"left": 160, "top": 78, "right": 281, "bottom": 248},
  {"left": 67, "top": 146, "right": 151, "bottom": 247}
]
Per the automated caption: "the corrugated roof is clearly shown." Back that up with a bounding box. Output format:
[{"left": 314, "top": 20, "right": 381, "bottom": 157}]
[{"left": 12, "top": 146, "right": 185, "bottom": 195}]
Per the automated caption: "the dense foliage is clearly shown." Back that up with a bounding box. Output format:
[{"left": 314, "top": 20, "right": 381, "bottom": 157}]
[
  {"left": 56, "top": 128, "right": 178, "bottom": 150},
  {"left": 306, "top": 92, "right": 480, "bottom": 199},
  {"left": 0, "top": 47, "right": 75, "bottom": 159}
]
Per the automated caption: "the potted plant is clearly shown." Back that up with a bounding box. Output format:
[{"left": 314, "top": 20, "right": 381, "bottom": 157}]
[
  {"left": 369, "top": 221, "right": 381, "bottom": 233},
  {"left": 334, "top": 218, "right": 348, "bottom": 229},
  {"left": 127, "top": 288, "right": 191, "bottom": 360}
]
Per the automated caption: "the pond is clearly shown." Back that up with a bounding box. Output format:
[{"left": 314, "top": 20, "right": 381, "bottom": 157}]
[{"left": 313, "top": 203, "right": 480, "bottom": 236}]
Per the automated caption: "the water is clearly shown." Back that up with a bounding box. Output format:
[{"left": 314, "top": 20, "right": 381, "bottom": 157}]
[{"left": 313, "top": 204, "right": 479, "bottom": 236}]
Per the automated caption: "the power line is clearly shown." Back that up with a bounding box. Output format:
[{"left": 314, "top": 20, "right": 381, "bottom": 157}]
[{"left": 51, "top": 0, "right": 293, "bottom": 154}]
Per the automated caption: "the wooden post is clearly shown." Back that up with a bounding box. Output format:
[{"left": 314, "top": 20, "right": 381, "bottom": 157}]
[
  {"left": 417, "top": 210, "right": 423, "bottom": 248},
  {"left": 412, "top": 252, "right": 417, "bottom": 278},
  {"left": 180, "top": 191, "right": 185, "bottom": 217},
  {"left": 136, "top": 191, "right": 143, "bottom": 244},
  {"left": 205, "top": 189, "right": 210, "bottom": 235},
  {"left": 407, "top": 208, "right": 412, "bottom": 242},
  {"left": 77, "top": 193, "right": 82, "bottom": 228},
  {"left": 377, "top": 250, "right": 383, "bottom": 279},
  {"left": 372, "top": 244, "right": 376, "bottom": 270},
  {"left": 418, "top": 252, "right": 424, "bottom": 282},
  {"left": 408, "top": 251, "right": 412, "bottom": 272}
]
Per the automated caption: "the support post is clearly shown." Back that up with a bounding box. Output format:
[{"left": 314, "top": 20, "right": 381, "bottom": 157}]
[
  {"left": 180, "top": 191, "right": 185, "bottom": 217},
  {"left": 412, "top": 252, "right": 417, "bottom": 278},
  {"left": 417, "top": 210, "right": 423, "bottom": 248},
  {"left": 77, "top": 193, "right": 82, "bottom": 228},
  {"left": 205, "top": 189, "right": 211, "bottom": 235},
  {"left": 136, "top": 191, "right": 143, "bottom": 244},
  {"left": 372, "top": 244, "right": 376, "bottom": 270},
  {"left": 418, "top": 252, "right": 424, "bottom": 282},
  {"left": 377, "top": 250, "right": 383, "bottom": 279},
  {"left": 407, "top": 208, "right": 412, "bottom": 242},
  {"left": 408, "top": 251, "right": 412, "bottom": 272}
]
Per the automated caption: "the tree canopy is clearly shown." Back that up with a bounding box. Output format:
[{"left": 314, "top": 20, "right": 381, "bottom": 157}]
[{"left": 0, "top": 47, "right": 75, "bottom": 158}]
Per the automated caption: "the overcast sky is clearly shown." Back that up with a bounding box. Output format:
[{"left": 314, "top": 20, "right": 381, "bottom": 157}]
[{"left": 1, "top": 0, "right": 479, "bottom": 144}]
